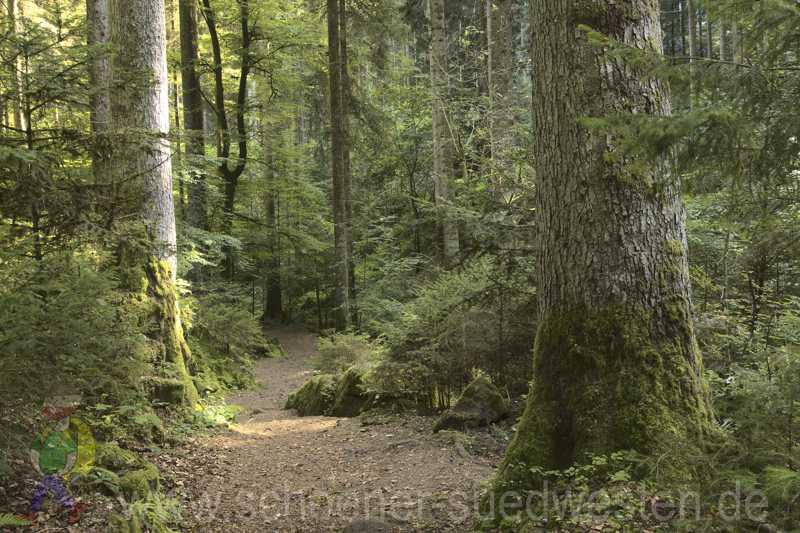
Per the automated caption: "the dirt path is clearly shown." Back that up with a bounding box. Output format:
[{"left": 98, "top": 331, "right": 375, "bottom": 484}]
[{"left": 157, "top": 327, "right": 503, "bottom": 532}]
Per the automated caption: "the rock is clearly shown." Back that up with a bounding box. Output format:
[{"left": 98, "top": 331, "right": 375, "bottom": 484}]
[
  {"left": 342, "top": 518, "right": 394, "bottom": 533},
  {"left": 433, "top": 375, "right": 508, "bottom": 432},
  {"left": 330, "top": 367, "right": 370, "bottom": 417},
  {"left": 119, "top": 462, "right": 160, "bottom": 501},
  {"left": 95, "top": 442, "right": 141, "bottom": 472},
  {"left": 285, "top": 374, "right": 339, "bottom": 416}
]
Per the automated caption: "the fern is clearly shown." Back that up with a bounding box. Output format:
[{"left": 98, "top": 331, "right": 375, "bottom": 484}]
[
  {"left": 764, "top": 466, "right": 800, "bottom": 505},
  {"left": 0, "top": 513, "right": 31, "bottom": 527}
]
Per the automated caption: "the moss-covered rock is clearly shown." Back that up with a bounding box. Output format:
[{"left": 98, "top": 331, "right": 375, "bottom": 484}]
[
  {"left": 119, "top": 462, "right": 160, "bottom": 501},
  {"left": 96, "top": 442, "right": 142, "bottom": 472},
  {"left": 330, "top": 368, "right": 370, "bottom": 417},
  {"left": 433, "top": 375, "right": 508, "bottom": 432},
  {"left": 285, "top": 374, "right": 339, "bottom": 416}
]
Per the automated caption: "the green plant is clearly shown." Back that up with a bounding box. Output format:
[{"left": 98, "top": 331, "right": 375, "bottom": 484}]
[{"left": 0, "top": 513, "right": 31, "bottom": 527}]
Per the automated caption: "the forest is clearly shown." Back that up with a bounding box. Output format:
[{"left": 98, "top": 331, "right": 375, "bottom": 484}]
[{"left": 0, "top": 0, "right": 799, "bottom": 531}]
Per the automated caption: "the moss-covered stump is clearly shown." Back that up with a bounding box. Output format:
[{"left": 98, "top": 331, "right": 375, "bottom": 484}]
[
  {"left": 119, "top": 462, "right": 160, "bottom": 501},
  {"left": 330, "top": 368, "right": 370, "bottom": 417},
  {"left": 285, "top": 374, "right": 339, "bottom": 416},
  {"left": 433, "top": 375, "right": 508, "bottom": 432},
  {"left": 146, "top": 376, "right": 188, "bottom": 404}
]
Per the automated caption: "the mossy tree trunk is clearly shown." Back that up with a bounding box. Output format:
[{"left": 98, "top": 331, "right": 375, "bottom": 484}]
[
  {"left": 493, "top": 0, "right": 714, "bottom": 490},
  {"left": 110, "top": 0, "right": 198, "bottom": 407}
]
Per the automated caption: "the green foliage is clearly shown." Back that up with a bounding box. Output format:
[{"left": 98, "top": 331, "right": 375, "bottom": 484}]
[
  {"left": 315, "top": 333, "right": 384, "bottom": 374},
  {"left": 0, "top": 513, "right": 32, "bottom": 527},
  {"left": 360, "top": 255, "right": 535, "bottom": 409},
  {"left": 0, "top": 253, "right": 149, "bottom": 408},
  {"left": 112, "top": 492, "right": 182, "bottom": 533}
]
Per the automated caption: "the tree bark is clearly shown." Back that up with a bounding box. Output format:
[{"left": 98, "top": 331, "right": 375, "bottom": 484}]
[
  {"left": 327, "top": 0, "right": 351, "bottom": 329},
  {"left": 110, "top": 0, "right": 198, "bottom": 406},
  {"left": 201, "top": 0, "right": 252, "bottom": 279},
  {"left": 86, "top": 0, "right": 112, "bottom": 185},
  {"left": 486, "top": 0, "right": 514, "bottom": 191},
  {"left": 179, "top": 0, "right": 208, "bottom": 230},
  {"left": 429, "top": 0, "right": 459, "bottom": 265},
  {"left": 686, "top": 0, "right": 697, "bottom": 104},
  {"left": 261, "top": 119, "right": 283, "bottom": 324},
  {"left": 8, "top": 0, "right": 25, "bottom": 132},
  {"left": 491, "top": 0, "right": 713, "bottom": 491},
  {"left": 339, "top": 0, "right": 356, "bottom": 327}
]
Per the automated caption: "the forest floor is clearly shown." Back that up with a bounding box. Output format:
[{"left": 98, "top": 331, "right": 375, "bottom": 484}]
[{"left": 154, "top": 326, "right": 506, "bottom": 532}]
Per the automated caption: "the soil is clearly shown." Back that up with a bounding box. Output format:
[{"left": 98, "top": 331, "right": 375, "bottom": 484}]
[{"left": 155, "top": 327, "right": 506, "bottom": 532}]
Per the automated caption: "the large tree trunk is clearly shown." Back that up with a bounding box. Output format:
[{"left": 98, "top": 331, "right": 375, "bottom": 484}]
[
  {"left": 492, "top": 0, "right": 713, "bottom": 491},
  {"left": 86, "top": 0, "right": 111, "bottom": 185},
  {"left": 429, "top": 0, "right": 459, "bottom": 265},
  {"left": 178, "top": 0, "right": 207, "bottom": 230},
  {"left": 327, "top": 0, "right": 351, "bottom": 329},
  {"left": 110, "top": 0, "right": 198, "bottom": 407}
]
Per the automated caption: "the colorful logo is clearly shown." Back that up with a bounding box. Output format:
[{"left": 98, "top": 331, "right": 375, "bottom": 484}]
[{"left": 25, "top": 395, "right": 95, "bottom": 525}]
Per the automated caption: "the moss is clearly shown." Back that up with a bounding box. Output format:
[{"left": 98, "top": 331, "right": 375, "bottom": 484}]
[
  {"left": 130, "top": 411, "right": 165, "bottom": 443},
  {"left": 146, "top": 377, "right": 187, "bottom": 404},
  {"left": 119, "top": 462, "right": 160, "bottom": 501},
  {"left": 144, "top": 258, "right": 199, "bottom": 408},
  {"left": 665, "top": 239, "right": 684, "bottom": 257},
  {"left": 487, "top": 303, "right": 715, "bottom": 511},
  {"left": 285, "top": 374, "right": 339, "bottom": 416},
  {"left": 96, "top": 442, "right": 142, "bottom": 472},
  {"left": 433, "top": 375, "right": 508, "bottom": 432},
  {"left": 330, "top": 367, "right": 370, "bottom": 417}
]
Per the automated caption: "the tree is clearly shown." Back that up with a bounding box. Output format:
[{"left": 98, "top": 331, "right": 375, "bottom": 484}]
[
  {"left": 86, "top": 0, "right": 111, "bottom": 185},
  {"left": 491, "top": 0, "right": 714, "bottom": 491},
  {"left": 485, "top": 0, "right": 514, "bottom": 191},
  {"left": 429, "top": 0, "right": 458, "bottom": 264},
  {"left": 201, "top": 0, "right": 253, "bottom": 279},
  {"left": 178, "top": 0, "right": 207, "bottom": 231},
  {"left": 327, "top": 0, "right": 352, "bottom": 329},
  {"left": 261, "top": 108, "right": 283, "bottom": 324},
  {"left": 110, "top": 0, "right": 198, "bottom": 406}
]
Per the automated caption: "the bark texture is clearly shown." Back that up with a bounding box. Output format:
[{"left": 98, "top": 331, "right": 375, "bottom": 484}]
[
  {"left": 87, "top": 0, "right": 111, "bottom": 185},
  {"left": 327, "top": 0, "right": 352, "bottom": 329},
  {"left": 201, "top": 0, "right": 252, "bottom": 278},
  {"left": 492, "top": 0, "right": 713, "bottom": 491},
  {"left": 261, "top": 116, "right": 283, "bottom": 323},
  {"left": 110, "top": 0, "right": 198, "bottom": 406},
  {"left": 486, "top": 0, "right": 514, "bottom": 189},
  {"left": 178, "top": 0, "right": 207, "bottom": 230},
  {"left": 429, "top": 0, "right": 459, "bottom": 264}
]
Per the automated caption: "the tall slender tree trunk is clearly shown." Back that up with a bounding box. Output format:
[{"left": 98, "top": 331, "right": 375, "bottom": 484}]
[
  {"left": 261, "top": 118, "right": 283, "bottom": 324},
  {"left": 491, "top": 0, "right": 713, "bottom": 494},
  {"left": 179, "top": 0, "right": 207, "bottom": 230},
  {"left": 339, "top": 0, "right": 356, "bottom": 326},
  {"left": 429, "top": 0, "right": 459, "bottom": 265},
  {"left": 327, "top": 0, "right": 351, "bottom": 329},
  {"left": 86, "top": 0, "right": 111, "bottom": 185},
  {"left": 486, "top": 0, "right": 513, "bottom": 192},
  {"left": 110, "top": 0, "right": 198, "bottom": 407},
  {"left": 9, "top": 0, "right": 25, "bottom": 132},
  {"left": 201, "top": 0, "right": 251, "bottom": 279},
  {"left": 686, "top": 0, "right": 697, "bottom": 104}
]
